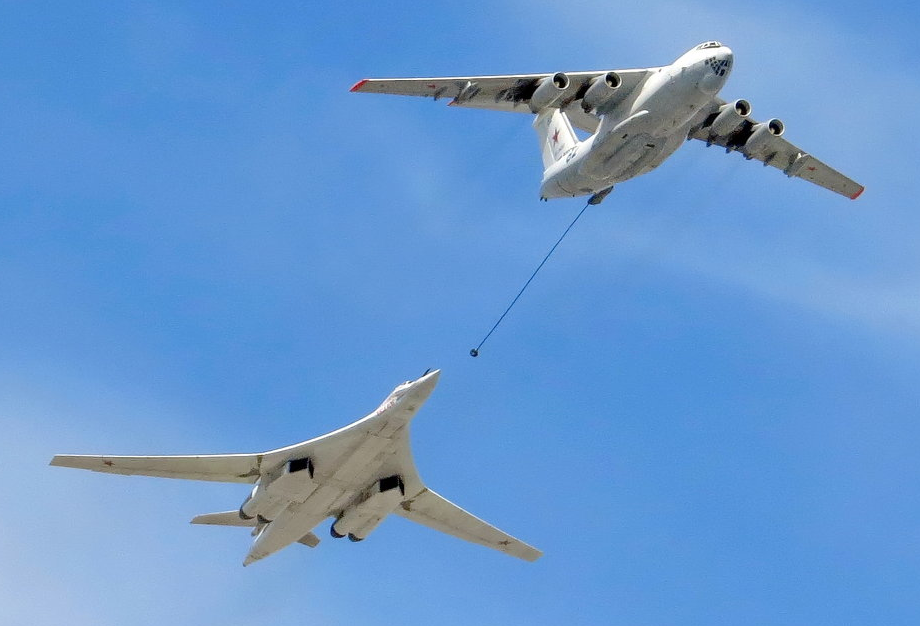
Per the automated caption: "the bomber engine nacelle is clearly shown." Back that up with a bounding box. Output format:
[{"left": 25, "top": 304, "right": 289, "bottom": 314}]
[
  {"left": 706, "top": 99, "right": 752, "bottom": 143},
  {"left": 581, "top": 72, "right": 622, "bottom": 112},
  {"left": 529, "top": 73, "right": 570, "bottom": 113},
  {"left": 743, "top": 118, "right": 785, "bottom": 156},
  {"left": 239, "top": 457, "right": 315, "bottom": 522},
  {"left": 240, "top": 483, "right": 283, "bottom": 521},
  {"left": 331, "top": 475, "right": 405, "bottom": 541}
]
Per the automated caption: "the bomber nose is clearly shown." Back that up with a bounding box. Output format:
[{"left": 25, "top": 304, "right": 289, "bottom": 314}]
[
  {"left": 402, "top": 369, "right": 440, "bottom": 404},
  {"left": 415, "top": 369, "right": 441, "bottom": 390}
]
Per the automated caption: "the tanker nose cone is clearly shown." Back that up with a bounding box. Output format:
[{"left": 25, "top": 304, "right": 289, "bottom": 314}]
[
  {"left": 719, "top": 48, "right": 734, "bottom": 72},
  {"left": 699, "top": 48, "right": 733, "bottom": 94},
  {"left": 717, "top": 47, "right": 733, "bottom": 74}
]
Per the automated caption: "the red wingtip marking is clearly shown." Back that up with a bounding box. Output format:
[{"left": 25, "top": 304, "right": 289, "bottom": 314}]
[
  {"left": 850, "top": 187, "right": 865, "bottom": 200},
  {"left": 349, "top": 79, "right": 369, "bottom": 93}
]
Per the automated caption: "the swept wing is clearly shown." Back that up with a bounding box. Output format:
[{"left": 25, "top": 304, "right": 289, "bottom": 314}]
[
  {"left": 396, "top": 487, "right": 542, "bottom": 562},
  {"left": 688, "top": 98, "right": 864, "bottom": 199},
  {"left": 49, "top": 453, "right": 262, "bottom": 483},
  {"left": 351, "top": 69, "right": 654, "bottom": 134},
  {"left": 48, "top": 396, "right": 422, "bottom": 486}
]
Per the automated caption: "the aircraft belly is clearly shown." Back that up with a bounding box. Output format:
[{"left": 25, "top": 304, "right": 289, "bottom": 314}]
[
  {"left": 244, "top": 489, "right": 344, "bottom": 564},
  {"left": 540, "top": 175, "right": 582, "bottom": 198},
  {"left": 244, "top": 425, "right": 413, "bottom": 564},
  {"left": 540, "top": 87, "right": 705, "bottom": 198},
  {"left": 628, "top": 69, "right": 709, "bottom": 136},
  {"left": 581, "top": 132, "right": 652, "bottom": 181},
  {"left": 540, "top": 157, "right": 590, "bottom": 198},
  {"left": 617, "top": 129, "right": 687, "bottom": 181},
  {"left": 324, "top": 431, "right": 402, "bottom": 487},
  {"left": 645, "top": 130, "right": 687, "bottom": 173},
  {"left": 542, "top": 123, "right": 692, "bottom": 196}
]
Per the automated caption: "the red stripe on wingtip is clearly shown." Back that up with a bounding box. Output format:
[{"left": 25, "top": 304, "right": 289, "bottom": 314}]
[
  {"left": 850, "top": 187, "right": 865, "bottom": 200},
  {"left": 349, "top": 79, "right": 369, "bottom": 92}
]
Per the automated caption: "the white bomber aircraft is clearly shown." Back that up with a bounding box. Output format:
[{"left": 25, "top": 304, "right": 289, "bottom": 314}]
[
  {"left": 50, "top": 370, "right": 541, "bottom": 566},
  {"left": 352, "top": 42, "right": 863, "bottom": 204}
]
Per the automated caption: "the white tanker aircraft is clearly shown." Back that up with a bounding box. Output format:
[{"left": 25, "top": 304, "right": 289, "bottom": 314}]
[
  {"left": 352, "top": 42, "right": 863, "bottom": 204},
  {"left": 51, "top": 370, "right": 541, "bottom": 566}
]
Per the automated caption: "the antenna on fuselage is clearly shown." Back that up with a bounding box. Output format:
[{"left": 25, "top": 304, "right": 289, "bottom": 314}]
[{"left": 470, "top": 201, "right": 592, "bottom": 358}]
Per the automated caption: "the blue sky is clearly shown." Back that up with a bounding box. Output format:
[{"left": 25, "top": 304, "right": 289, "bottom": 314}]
[{"left": 2, "top": 1, "right": 919, "bottom": 624}]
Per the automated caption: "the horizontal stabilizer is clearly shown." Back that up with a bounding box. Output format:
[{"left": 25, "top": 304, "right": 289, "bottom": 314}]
[{"left": 191, "top": 511, "right": 256, "bottom": 527}]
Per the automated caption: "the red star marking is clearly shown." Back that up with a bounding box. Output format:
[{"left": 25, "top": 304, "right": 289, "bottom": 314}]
[
  {"left": 552, "top": 129, "right": 560, "bottom": 144},
  {"left": 103, "top": 460, "right": 114, "bottom": 466},
  {"left": 806, "top": 166, "right": 816, "bottom": 171}
]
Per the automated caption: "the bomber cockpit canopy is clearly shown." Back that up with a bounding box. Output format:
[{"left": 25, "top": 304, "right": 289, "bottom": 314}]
[{"left": 696, "top": 41, "right": 723, "bottom": 50}]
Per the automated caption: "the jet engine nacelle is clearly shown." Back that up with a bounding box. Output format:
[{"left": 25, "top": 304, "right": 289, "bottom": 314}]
[
  {"left": 239, "top": 457, "right": 315, "bottom": 521},
  {"left": 240, "top": 483, "right": 284, "bottom": 521},
  {"left": 581, "top": 72, "right": 622, "bottom": 112},
  {"left": 331, "top": 475, "right": 405, "bottom": 541},
  {"left": 706, "top": 99, "right": 752, "bottom": 142},
  {"left": 529, "top": 73, "right": 570, "bottom": 113},
  {"left": 743, "top": 118, "right": 785, "bottom": 156}
]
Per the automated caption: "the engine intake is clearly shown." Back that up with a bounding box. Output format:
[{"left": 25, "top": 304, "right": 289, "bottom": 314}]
[
  {"left": 330, "top": 475, "right": 406, "bottom": 541},
  {"left": 581, "top": 72, "right": 622, "bottom": 112},
  {"left": 529, "top": 73, "right": 570, "bottom": 113},
  {"left": 743, "top": 118, "right": 785, "bottom": 156},
  {"left": 239, "top": 457, "right": 315, "bottom": 521},
  {"left": 706, "top": 99, "right": 751, "bottom": 143},
  {"left": 240, "top": 483, "right": 286, "bottom": 521},
  {"left": 767, "top": 118, "right": 784, "bottom": 136}
]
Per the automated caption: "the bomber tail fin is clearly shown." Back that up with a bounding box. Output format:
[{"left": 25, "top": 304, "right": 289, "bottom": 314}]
[{"left": 533, "top": 109, "right": 578, "bottom": 169}]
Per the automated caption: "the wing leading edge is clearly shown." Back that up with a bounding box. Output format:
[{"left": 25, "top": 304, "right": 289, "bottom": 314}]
[
  {"left": 350, "top": 69, "right": 654, "bottom": 134},
  {"left": 688, "top": 98, "right": 864, "bottom": 199},
  {"left": 47, "top": 417, "right": 370, "bottom": 485},
  {"left": 396, "top": 488, "right": 542, "bottom": 562},
  {"left": 49, "top": 453, "right": 263, "bottom": 483}
]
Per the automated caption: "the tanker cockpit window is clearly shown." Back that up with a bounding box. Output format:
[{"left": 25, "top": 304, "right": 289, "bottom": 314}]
[{"left": 697, "top": 41, "right": 722, "bottom": 50}]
